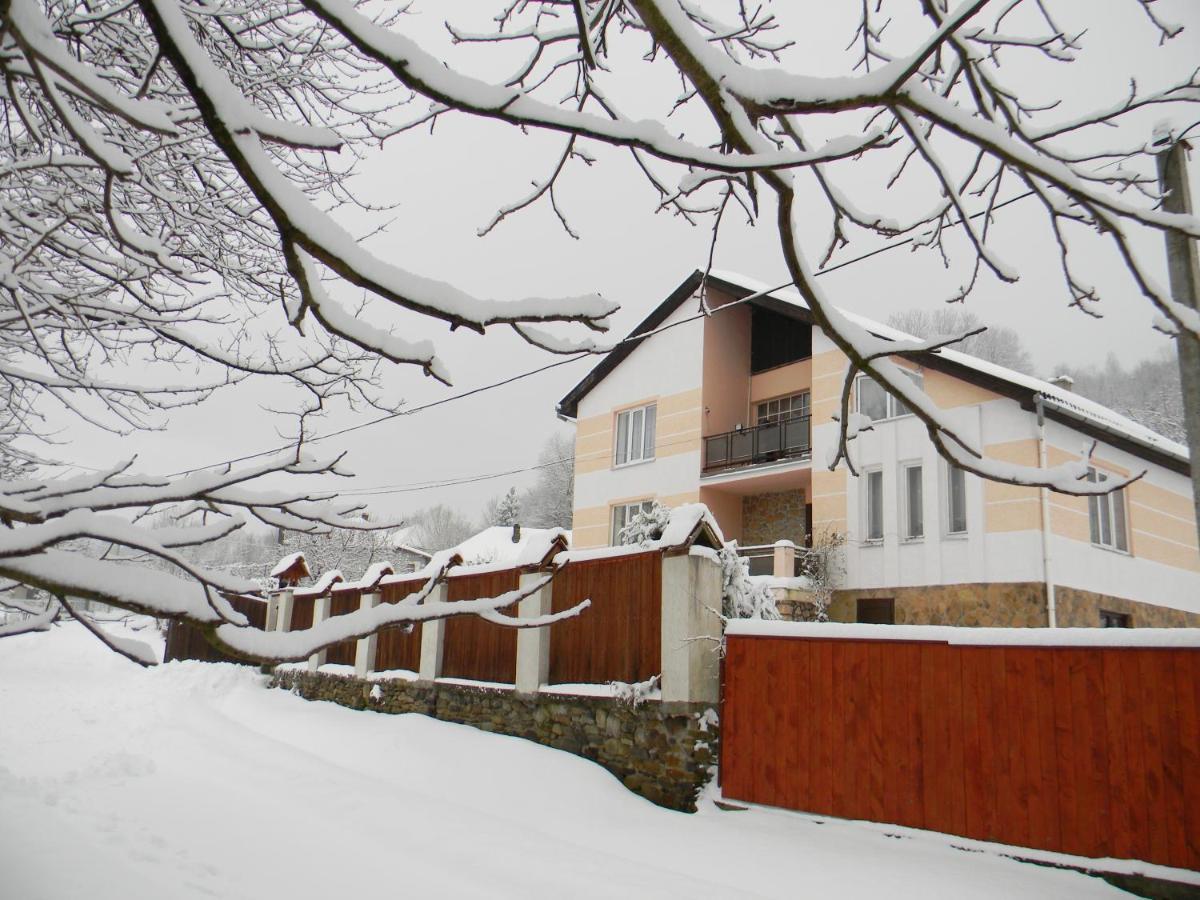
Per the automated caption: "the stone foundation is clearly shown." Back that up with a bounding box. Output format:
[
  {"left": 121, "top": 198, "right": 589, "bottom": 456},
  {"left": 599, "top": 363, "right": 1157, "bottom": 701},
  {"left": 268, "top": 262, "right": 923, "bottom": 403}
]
[
  {"left": 827, "top": 582, "right": 1200, "bottom": 628},
  {"left": 742, "top": 490, "right": 807, "bottom": 546},
  {"left": 272, "top": 669, "right": 718, "bottom": 812}
]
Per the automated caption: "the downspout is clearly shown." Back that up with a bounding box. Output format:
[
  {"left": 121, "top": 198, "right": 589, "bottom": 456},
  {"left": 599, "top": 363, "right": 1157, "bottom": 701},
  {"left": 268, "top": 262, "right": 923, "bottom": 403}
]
[{"left": 1035, "top": 394, "right": 1058, "bottom": 628}]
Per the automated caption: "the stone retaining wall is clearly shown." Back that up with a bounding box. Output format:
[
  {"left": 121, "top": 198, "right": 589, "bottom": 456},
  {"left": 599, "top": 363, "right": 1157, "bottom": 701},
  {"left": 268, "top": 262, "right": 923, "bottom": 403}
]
[{"left": 271, "top": 669, "right": 718, "bottom": 812}]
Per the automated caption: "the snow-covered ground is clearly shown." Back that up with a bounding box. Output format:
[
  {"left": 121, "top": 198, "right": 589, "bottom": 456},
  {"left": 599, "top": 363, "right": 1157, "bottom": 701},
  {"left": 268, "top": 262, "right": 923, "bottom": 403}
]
[{"left": 0, "top": 623, "right": 1134, "bottom": 899}]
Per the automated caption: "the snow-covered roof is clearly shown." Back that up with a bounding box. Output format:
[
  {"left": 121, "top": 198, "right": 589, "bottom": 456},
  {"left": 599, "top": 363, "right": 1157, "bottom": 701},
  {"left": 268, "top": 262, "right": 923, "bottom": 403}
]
[
  {"left": 559, "top": 269, "right": 1188, "bottom": 467},
  {"left": 556, "top": 504, "right": 724, "bottom": 564},
  {"left": 452, "top": 526, "right": 570, "bottom": 569},
  {"left": 707, "top": 269, "right": 1189, "bottom": 464},
  {"left": 389, "top": 526, "right": 432, "bottom": 559},
  {"left": 269, "top": 551, "right": 306, "bottom": 578}
]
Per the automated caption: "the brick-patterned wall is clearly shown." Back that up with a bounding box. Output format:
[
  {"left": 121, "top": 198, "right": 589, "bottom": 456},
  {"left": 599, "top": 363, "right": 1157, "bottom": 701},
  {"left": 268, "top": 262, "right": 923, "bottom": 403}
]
[
  {"left": 827, "top": 582, "right": 1200, "bottom": 628},
  {"left": 272, "top": 670, "right": 718, "bottom": 812},
  {"left": 741, "top": 490, "right": 807, "bottom": 546}
]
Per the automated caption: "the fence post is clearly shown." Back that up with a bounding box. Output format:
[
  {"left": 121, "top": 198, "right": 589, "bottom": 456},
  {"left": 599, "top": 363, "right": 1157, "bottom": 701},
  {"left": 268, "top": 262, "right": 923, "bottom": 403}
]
[
  {"left": 307, "top": 594, "right": 331, "bottom": 672},
  {"left": 660, "top": 552, "right": 723, "bottom": 706},
  {"left": 418, "top": 582, "right": 448, "bottom": 682},
  {"left": 274, "top": 588, "right": 294, "bottom": 633},
  {"left": 515, "top": 571, "right": 552, "bottom": 694},
  {"left": 355, "top": 591, "right": 381, "bottom": 678},
  {"left": 773, "top": 540, "right": 796, "bottom": 578},
  {"left": 265, "top": 591, "right": 280, "bottom": 631}
]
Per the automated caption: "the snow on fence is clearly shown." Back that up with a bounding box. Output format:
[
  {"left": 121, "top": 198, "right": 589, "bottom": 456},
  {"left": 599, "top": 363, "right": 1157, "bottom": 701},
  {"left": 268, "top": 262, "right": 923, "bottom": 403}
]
[
  {"left": 720, "top": 623, "right": 1200, "bottom": 872},
  {"left": 164, "top": 547, "right": 709, "bottom": 697}
]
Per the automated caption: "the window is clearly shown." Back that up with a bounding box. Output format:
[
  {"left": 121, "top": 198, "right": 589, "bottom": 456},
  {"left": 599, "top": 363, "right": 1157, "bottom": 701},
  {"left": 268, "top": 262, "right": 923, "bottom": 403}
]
[
  {"left": 903, "top": 463, "right": 924, "bottom": 540},
  {"left": 611, "top": 500, "right": 654, "bottom": 545},
  {"left": 614, "top": 403, "right": 656, "bottom": 466},
  {"left": 865, "top": 469, "right": 884, "bottom": 542},
  {"left": 756, "top": 392, "right": 810, "bottom": 425},
  {"left": 855, "top": 369, "right": 923, "bottom": 422},
  {"left": 857, "top": 598, "right": 895, "bottom": 624},
  {"left": 751, "top": 307, "right": 811, "bottom": 373},
  {"left": 1100, "top": 610, "right": 1132, "bottom": 628},
  {"left": 1087, "top": 468, "right": 1129, "bottom": 552},
  {"left": 946, "top": 465, "right": 967, "bottom": 535}
]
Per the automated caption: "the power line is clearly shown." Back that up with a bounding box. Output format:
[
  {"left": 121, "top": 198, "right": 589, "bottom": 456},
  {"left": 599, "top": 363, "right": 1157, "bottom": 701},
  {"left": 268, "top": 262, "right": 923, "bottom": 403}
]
[{"left": 163, "top": 189, "right": 1038, "bottom": 480}]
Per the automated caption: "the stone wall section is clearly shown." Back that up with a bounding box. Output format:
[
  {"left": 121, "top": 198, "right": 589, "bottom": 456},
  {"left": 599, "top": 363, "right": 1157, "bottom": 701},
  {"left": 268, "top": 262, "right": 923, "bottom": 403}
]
[
  {"left": 825, "top": 582, "right": 1200, "bottom": 628},
  {"left": 272, "top": 670, "right": 718, "bottom": 812},
  {"left": 741, "top": 490, "right": 807, "bottom": 546}
]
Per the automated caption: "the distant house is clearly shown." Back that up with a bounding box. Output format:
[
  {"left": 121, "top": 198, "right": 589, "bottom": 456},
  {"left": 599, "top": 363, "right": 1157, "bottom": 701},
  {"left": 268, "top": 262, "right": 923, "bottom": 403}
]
[
  {"left": 557, "top": 270, "right": 1200, "bottom": 628},
  {"left": 389, "top": 527, "right": 433, "bottom": 574},
  {"left": 451, "top": 524, "right": 571, "bottom": 568}
]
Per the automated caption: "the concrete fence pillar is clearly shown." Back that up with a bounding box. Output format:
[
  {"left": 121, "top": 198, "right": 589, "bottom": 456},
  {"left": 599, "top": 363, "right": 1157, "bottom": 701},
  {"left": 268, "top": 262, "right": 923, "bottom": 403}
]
[
  {"left": 515, "top": 572, "right": 553, "bottom": 694},
  {"left": 660, "top": 553, "right": 723, "bottom": 706},
  {"left": 265, "top": 591, "right": 280, "bottom": 631},
  {"left": 273, "top": 589, "right": 294, "bottom": 633},
  {"left": 307, "top": 594, "right": 331, "bottom": 672},
  {"left": 355, "top": 592, "right": 381, "bottom": 678},
  {"left": 773, "top": 540, "right": 796, "bottom": 579},
  {"left": 418, "top": 582, "right": 448, "bottom": 682}
]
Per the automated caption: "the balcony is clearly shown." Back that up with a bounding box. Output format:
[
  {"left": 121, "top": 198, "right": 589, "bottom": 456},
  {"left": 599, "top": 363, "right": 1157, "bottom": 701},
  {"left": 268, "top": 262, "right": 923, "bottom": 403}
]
[
  {"left": 739, "top": 543, "right": 819, "bottom": 577},
  {"left": 702, "top": 415, "right": 811, "bottom": 474}
]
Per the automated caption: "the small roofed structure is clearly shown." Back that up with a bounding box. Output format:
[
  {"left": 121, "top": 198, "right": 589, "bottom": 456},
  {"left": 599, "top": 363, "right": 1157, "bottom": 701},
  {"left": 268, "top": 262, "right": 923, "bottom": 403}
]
[
  {"left": 451, "top": 525, "right": 570, "bottom": 570},
  {"left": 294, "top": 569, "right": 344, "bottom": 600},
  {"left": 337, "top": 561, "right": 396, "bottom": 593},
  {"left": 269, "top": 551, "right": 309, "bottom": 589}
]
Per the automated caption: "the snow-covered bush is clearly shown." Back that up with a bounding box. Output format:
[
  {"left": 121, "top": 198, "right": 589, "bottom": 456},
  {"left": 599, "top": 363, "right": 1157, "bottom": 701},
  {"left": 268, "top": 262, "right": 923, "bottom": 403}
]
[
  {"left": 798, "top": 530, "right": 847, "bottom": 623},
  {"left": 618, "top": 503, "right": 673, "bottom": 546},
  {"left": 717, "top": 544, "right": 778, "bottom": 621}
]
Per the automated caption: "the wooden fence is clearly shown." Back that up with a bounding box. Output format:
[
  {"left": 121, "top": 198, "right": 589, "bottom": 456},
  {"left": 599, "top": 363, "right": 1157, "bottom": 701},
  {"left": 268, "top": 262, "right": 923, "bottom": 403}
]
[
  {"left": 167, "top": 552, "right": 666, "bottom": 688},
  {"left": 721, "top": 630, "right": 1200, "bottom": 871},
  {"left": 163, "top": 594, "right": 267, "bottom": 665},
  {"left": 548, "top": 551, "right": 661, "bottom": 685}
]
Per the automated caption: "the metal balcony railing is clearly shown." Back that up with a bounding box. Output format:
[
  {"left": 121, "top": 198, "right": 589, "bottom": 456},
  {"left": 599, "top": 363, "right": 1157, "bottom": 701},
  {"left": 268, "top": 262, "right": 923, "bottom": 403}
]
[
  {"left": 738, "top": 544, "right": 821, "bottom": 577},
  {"left": 703, "top": 415, "right": 811, "bottom": 474}
]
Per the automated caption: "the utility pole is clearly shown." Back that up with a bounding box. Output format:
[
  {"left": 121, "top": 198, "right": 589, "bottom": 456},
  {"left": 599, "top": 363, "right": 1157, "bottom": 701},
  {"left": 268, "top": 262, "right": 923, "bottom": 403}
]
[{"left": 1156, "top": 137, "right": 1200, "bottom": 531}]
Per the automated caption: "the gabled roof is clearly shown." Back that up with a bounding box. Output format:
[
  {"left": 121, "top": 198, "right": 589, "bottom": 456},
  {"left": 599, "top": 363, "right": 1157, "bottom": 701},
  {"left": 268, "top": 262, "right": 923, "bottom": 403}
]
[{"left": 557, "top": 269, "right": 1190, "bottom": 474}]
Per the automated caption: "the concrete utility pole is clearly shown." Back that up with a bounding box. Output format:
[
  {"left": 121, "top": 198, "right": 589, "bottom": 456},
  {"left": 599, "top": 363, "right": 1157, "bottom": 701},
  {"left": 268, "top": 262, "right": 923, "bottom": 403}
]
[{"left": 1156, "top": 139, "right": 1200, "bottom": 531}]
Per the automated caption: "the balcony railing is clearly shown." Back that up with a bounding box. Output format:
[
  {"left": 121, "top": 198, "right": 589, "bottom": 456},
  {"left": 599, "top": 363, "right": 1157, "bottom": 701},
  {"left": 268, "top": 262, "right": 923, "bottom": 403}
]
[
  {"left": 703, "top": 415, "right": 811, "bottom": 474},
  {"left": 739, "top": 544, "right": 820, "bottom": 577}
]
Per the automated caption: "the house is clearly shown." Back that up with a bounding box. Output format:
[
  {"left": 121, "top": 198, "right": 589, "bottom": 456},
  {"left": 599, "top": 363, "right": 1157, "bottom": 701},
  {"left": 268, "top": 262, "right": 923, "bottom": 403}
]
[
  {"left": 389, "top": 527, "right": 434, "bottom": 574},
  {"left": 450, "top": 524, "right": 571, "bottom": 568},
  {"left": 557, "top": 270, "right": 1200, "bottom": 628}
]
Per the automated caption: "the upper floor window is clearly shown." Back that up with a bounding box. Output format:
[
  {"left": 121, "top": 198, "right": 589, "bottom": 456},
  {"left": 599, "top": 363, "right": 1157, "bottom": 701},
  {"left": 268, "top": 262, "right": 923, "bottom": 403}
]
[
  {"left": 855, "top": 369, "right": 923, "bottom": 422},
  {"left": 756, "top": 392, "right": 810, "bottom": 425},
  {"left": 751, "top": 307, "right": 811, "bottom": 373},
  {"left": 612, "top": 499, "right": 654, "bottom": 544},
  {"left": 1087, "top": 468, "right": 1129, "bottom": 552},
  {"left": 614, "top": 403, "right": 656, "bottom": 466}
]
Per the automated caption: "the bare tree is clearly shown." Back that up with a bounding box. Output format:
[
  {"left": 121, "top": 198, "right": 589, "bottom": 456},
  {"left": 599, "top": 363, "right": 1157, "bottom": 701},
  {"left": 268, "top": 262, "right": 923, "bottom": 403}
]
[
  {"left": 4, "top": 1, "right": 1198, "bottom": 657},
  {"left": 886, "top": 309, "right": 1034, "bottom": 374},
  {"left": 408, "top": 504, "right": 477, "bottom": 552},
  {"left": 522, "top": 433, "right": 575, "bottom": 530},
  {"left": 1064, "top": 349, "right": 1188, "bottom": 444}
]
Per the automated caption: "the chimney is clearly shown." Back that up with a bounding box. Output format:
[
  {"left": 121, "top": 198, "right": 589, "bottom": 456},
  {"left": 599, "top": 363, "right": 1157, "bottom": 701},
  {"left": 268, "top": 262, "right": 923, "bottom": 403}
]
[
  {"left": 511, "top": 523, "right": 521, "bottom": 543},
  {"left": 1048, "top": 374, "right": 1074, "bottom": 392}
]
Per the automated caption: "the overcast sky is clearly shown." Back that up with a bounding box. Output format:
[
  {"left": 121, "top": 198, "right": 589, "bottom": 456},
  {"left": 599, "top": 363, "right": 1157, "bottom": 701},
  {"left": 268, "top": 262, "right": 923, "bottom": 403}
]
[{"left": 54, "top": 0, "right": 1200, "bottom": 530}]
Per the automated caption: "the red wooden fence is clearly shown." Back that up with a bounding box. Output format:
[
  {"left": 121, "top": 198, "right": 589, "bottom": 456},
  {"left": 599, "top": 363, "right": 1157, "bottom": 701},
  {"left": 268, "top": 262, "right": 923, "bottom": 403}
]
[
  {"left": 548, "top": 551, "right": 661, "bottom": 685},
  {"left": 324, "top": 589, "right": 361, "bottom": 665},
  {"left": 375, "top": 577, "right": 426, "bottom": 672},
  {"left": 721, "top": 632, "right": 1200, "bottom": 871},
  {"left": 440, "top": 570, "right": 522, "bottom": 683},
  {"left": 163, "top": 594, "right": 268, "bottom": 665}
]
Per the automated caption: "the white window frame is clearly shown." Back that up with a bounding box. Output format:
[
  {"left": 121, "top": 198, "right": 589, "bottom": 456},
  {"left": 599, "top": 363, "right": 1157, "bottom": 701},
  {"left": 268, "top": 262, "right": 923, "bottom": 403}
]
[
  {"left": 755, "top": 392, "right": 810, "bottom": 426},
  {"left": 945, "top": 464, "right": 968, "bottom": 537},
  {"left": 611, "top": 499, "right": 654, "bottom": 545},
  {"left": 854, "top": 369, "right": 924, "bottom": 423},
  {"left": 613, "top": 403, "right": 656, "bottom": 468},
  {"left": 863, "top": 468, "right": 884, "bottom": 544},
  {"left": 901, "top": 461, "right": 924, "bottom": 541},
  {"left": 1087, "top": 467, "right": 1130, "bottom": 554}
]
